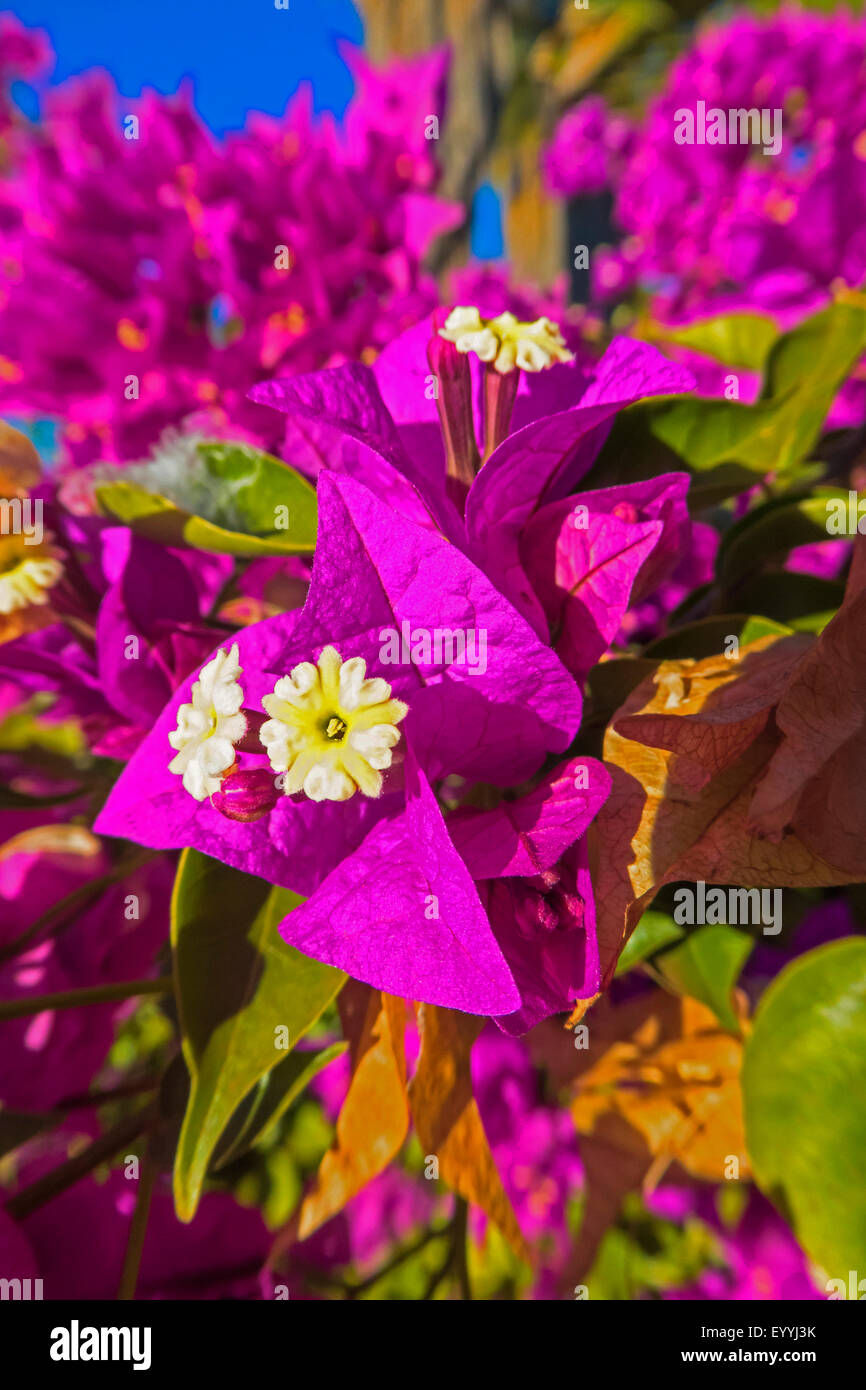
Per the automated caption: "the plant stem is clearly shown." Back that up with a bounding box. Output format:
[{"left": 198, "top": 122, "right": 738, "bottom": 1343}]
[
  {"left": 453, "top": 1196, "right": 472, "bottom": 1301},
  {"left": 0, "top": 849, "right": 160, "bottom": 965},
  {"left": 0, "top": 976, "right": 173, "bottom": 1022},
  {"left": 421, "top": 1197, "right": 472, "bottom": 1300},
  {"left": 345, "top": 1222, "right": 451, "bottom": 1299},
  {"left": 53, "top": 1076, "right": 161, "bottom": 1111},
  {"left": 5, "top": 1106, "right": 155, "bottom": 1220},
  {"left": 117, "top": 1144, "right": 157, "bottom": 1301}
]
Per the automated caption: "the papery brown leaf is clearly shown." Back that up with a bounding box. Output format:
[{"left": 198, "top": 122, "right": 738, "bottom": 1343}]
[
  {"left": 296, "top": 981, "right": 408, "bottom": 1241},
  {"left": 409, "top": 1003, "right": 531, "bottom": 1263},
  {"left": 846, "top": 529, "right": 866, "bottom": 600},
  {"left": 614, "top": 635, "right": 811, "bottom": 793},
  {"left": 593, "top": 638, "right": 862, "bottom": 987},
  {"left": 748, "top": 560, "right": 866, "bottom": 875},
  {"left": 0, "top": 420, "right": 41, "bottom": 495},
  {"left": 565, "top": 993, "right": 749, "bottom": 1284}
]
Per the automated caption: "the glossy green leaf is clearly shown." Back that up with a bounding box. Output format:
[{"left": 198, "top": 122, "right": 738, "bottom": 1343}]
[
  {"left": 587, "top": 405, "right": 758, "bottom": 506},
  {"left": 615, "top": 909, "right": 683, "bottom": 976},
  {"left": 717, "top": 488, "right": 852, "bottom": 587},
  {"left": 644, "top": 310, "right": 779, "bottom": 372},
  {"left": 734, "top": 572, "right": 845, "bottom": 634},
  {"left": 213, "top": 1041, "right": 347, "bottom": 1168},
  {"left": 656, "top": 925, "right": 753, "bottom": 1032},
  {"left": 643, "top": 614, "right": 791, "bottom": 660},
  {"left": 743, "top": 938, "right": 866, "bottom": 1276},
  {"left": 592, "top": 295, "right": 866, "bottom": 503},
  {"left": 171, "top": 849, "right": 345, "bottom": 1221},
  {"left": 96, "top": 441, "right": 317, "bottom": 556}
]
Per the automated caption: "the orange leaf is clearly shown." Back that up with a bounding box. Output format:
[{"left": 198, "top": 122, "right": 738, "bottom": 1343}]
[
  {"left": 565, "top": 992, "right": 749, "bottom": 1283},
  {"left": 296, "top": 982, "right": 408, "bottom": 1241},
  {"left": 409, "top": 1003, "right": 531, "bottom": 1264},
  {"left": 614, "top": 635, "right": 810, "bottom": 793}
]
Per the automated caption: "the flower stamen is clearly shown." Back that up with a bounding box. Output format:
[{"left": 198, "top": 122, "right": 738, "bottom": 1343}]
[{"left": 438, "top": 306, "right": 574, "bottom": 375}]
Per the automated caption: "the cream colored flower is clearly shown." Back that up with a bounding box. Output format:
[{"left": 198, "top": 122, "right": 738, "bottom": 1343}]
[
  {"left": 0, "top": 534, "right": 62, "bottom": 616},
  {"left": 168, "top": 645, "right": 246, "bottom": 801},
  {"left": 439, "top": 306, "right": 574, "bottom": 374},
  {"left": 261, "top": 645, "right": 407, "bottom": 802}
]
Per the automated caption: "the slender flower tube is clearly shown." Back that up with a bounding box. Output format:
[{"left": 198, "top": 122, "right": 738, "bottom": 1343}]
[{"left": 426, "top": 324, "right": 480, "bottom": 485}]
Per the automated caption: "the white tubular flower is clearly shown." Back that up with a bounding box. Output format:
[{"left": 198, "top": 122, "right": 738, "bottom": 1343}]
[
  {"left": 438, "top": 306, "right": 500, "bottom": 362},
  {"left": 0, "top": 536, "right": 62, "bottom": 615},
  {"left": 260, "top": 645, "right": 407, "bottom": 802},
  {"left": 168, "top": 644, "right": 247, "bottom": 801},
  {"left": 439, "top": 306, "right": 574, "bottom": 374}
]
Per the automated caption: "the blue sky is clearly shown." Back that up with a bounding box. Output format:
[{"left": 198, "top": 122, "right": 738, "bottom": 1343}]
[
  {"left": 8, "top": 0, "right": 363, "bottom": 131},
  {"left": 8, "top": 0, "right": 502, "bottom": 258}
]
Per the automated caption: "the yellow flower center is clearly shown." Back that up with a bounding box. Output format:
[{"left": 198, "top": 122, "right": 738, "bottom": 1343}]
[{"left": 260, "top": 645, "right": 407, "bottom": 802}]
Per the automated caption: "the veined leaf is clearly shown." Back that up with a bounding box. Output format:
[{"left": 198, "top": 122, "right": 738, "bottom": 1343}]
[
  {"left": 614, "top": 909, "right": 683, "bottom": 975},
  {"left": 213, "top": 1041, "right": 347, "bottom": 1168},
  {"left": 642, "top": 310, "right": 779, "bottom": 372},
  {"left": 171, "top": 849, "right": 345, "bottom": 1221},
  {"left": 96, "top": 441, "right": 317, "bottom": 556},
  {"left": 743, "top": 938, "right": 866, "bottom": 1275},
  {"left": 656, "top": 924, "right": 754, "bottom": 1032}
]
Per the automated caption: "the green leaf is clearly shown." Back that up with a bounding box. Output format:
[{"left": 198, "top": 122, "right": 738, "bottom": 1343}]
[
  {"left": 656, "top": 925, "right": 753, "bottom": 1032},
  {"left": 96, "top": 441, "right": 317, "bottom": 556},
  {"left": 171, "top": 849, "right": 345, "bottom": 1221},
  {"left": 734, "top": 572, "right": 845, "bottom": 634},
  {"left": 592, "top": 294, "right": 866, "bottom": 503},
  {"left": 615, "top": 910, "right": 684, "bottom": 976},
  {"left": 743, "top": 938, "right": 866, "bottom": 1276},
  {"left": 717, "top": 488, "right": 852, "bottom": 588},
  {"left": 643, "top": 310, "right": 779, "bottom": 372},
  {"left": 198, "top": 441, "right": 317, "bottom": 545},
  {"left": 0, "top": 704, "right": 84, "bottom": 758},
  {"left": 213, "top": 1041, "right": 347, "bottom": 1168},
  {"left": 642, "top": 614, "right": 792, "bottom": 660},
  {"left": 587, "top": 404, "right": 758, "bottom": 506}
]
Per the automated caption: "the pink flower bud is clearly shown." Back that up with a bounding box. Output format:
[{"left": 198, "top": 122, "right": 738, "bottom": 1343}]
[{"left": 211, "top": 767, "right": 279, "bottom": 822}]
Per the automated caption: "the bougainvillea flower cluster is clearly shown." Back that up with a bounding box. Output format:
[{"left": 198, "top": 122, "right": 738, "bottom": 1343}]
[
  {"left": 0, "top": 32, "right": 460, "bottom": 466},
  {"left": 95, "top": 315, "right": 703, "bottom": 1032}
]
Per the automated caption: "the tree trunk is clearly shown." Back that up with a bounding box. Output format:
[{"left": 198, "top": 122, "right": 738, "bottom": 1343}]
[{"left": 356, "top": 0, "right": 565, "bottom": 286}]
